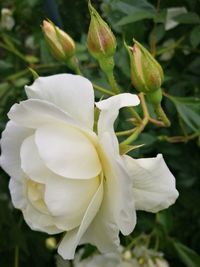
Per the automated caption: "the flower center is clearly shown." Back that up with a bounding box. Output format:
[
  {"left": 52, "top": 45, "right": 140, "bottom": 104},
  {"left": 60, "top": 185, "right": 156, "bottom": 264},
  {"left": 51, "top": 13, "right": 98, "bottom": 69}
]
[{"left": 26, "top": 179, "right": 49, "bottom": 215}]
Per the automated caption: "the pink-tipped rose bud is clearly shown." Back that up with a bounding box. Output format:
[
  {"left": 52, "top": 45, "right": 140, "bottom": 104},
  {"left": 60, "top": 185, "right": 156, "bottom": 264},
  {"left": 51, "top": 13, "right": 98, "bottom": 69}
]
[
  {"left": 127, "top": 39, "right": 164, "bottom": 94},
  {"left": 42, "top": 20, "right": 75, "bottom": 62},
  {"left": 87, "top": 1, "right": 116, "bottom": 61}
]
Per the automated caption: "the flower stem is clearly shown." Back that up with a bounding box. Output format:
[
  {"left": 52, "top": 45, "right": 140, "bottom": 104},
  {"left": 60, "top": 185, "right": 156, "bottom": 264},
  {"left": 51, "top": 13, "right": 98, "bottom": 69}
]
[
  {"left": 116, "top": 128, "right": 136, "bottom": 137},
  {"left": 128, "top": 107, "right": 142, "bottom": 123},
  {"left": 120, "top": 117, "right": 148, "bottom": 145},
  {"left": 154, "top": 104, "right": 171, "bottom": 127},
  {"left": 14, "top": 246, "right": 19, "bottom": 267},
  {"left": 120, "top": 93, "right": 149, "bottom": 145},
  {"left": 93, "top": 83, "right": 114, "bottom": 96},
  {"left": 106, "top": 70, "right": 120, "bottom": 94}
]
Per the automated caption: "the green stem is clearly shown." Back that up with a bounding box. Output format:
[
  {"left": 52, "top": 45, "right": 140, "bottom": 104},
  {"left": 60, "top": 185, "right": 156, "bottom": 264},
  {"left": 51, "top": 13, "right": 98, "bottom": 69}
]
[
  {"left": 14, "top": 246, "right": 19, "bottom": 267},
  {"left": 128, "top": 107, "right": 142, "bottom": 123},
  {"left": 0, "top": 42, "right": 28, "bottom": 62},
  {"left": 154, "top": 104, "right": 171, "bottom": 127},
  {"left": 99, "top": 57, "right": 120, "bottom": 94},
  {"left": 120, "top": 117, "right": 148, "bottom": 145},
  {"left": 93, "top": 83, "right": 114, "bottom": 96},
  {"left": 106, "top": 70, "right": 120, "bottom": 94},
  {"left": 156, "top": 36, "right": 185, "bottom": 56},
  {"left": 116, "top": 128, "right": 136, "bottom": 137}
]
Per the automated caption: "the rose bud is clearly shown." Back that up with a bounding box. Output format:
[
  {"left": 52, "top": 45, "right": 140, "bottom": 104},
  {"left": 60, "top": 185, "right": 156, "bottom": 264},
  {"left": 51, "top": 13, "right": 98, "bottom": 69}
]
[
  {"left": 87, "top": 1, "right": 116, "bottom": 62},
  {"left": 125, "top": 39, "right": 164, "bottom": 104},
  {"left": 127, "top": 39, "right": 163, "bottom": 90},
  {"left": 42, "top": 20, "right": 75, "bottom": 62}
]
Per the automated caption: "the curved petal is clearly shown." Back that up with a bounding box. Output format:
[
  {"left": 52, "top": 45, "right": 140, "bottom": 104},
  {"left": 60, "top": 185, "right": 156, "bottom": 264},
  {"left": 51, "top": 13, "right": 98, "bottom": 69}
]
[
  {"left": 79, "top": 151, "right": 121, "bottom": 252},
  {"left": 8, "top": 99, "right": 82, "bottom": 129},
  {"left": 123, "top": 154, "right": 179, "bottom": 212},
  {"left": 44, "top": 175, "right": 100, "bottom": 230},
  {"left": 20, "top": 135, "right": 51, "bottom": 183},
  {"left": 58, "top": 174, "right": 103, "bottom": 259},
  {"left": 96, "top": 94, "right": 139, "bottom": 236},
  {"left": 35, "top": 123, "right": 101, "bottom": 179},
  {"left": 99, "top": 133, "right": 136, "bottom": 236},
  {"left": 0, "top": 121, "right": 33, "bottom": 180},
  {"left": 25, "top": 74, "right": 94, "bottom": 129},
  {"left": 96, "top": 93, "right": 140, "bottom": 153}
]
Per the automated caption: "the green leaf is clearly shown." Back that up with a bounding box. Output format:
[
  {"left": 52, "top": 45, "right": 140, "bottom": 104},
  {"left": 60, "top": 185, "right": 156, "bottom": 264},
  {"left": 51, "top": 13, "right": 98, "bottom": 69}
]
[
  {"left": 174, "top": 12, "right": 200, "bottom": 24},
  {"left": 115, "top": 0, "right": 155, "bottom": 15},
  {"left": 173, "top": 241, "right": 200, "bottom": 267},
  {"left": 168, "top": 96, "right": 200, "bottom": 132},
  {"left": 0, "top": 82, "right": 10, "bottom": 98},
  {"left": 190, "top": 25, "right": 200, "bottom": 48},
  {"left": 115, "top": 9, "right": 155, "bottom": 26},
  {"left": 156, "top": 210, "right": 173, "bottom": 233}
]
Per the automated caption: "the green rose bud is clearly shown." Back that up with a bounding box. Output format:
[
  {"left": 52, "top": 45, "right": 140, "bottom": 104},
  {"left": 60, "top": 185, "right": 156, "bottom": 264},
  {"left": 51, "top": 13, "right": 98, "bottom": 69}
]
[
  {"left": 42, "top": 20, "right": 75, "bottom": 62},
  {"left": 126, "top": 39, "right": 164, "bottom": 94},
  {"left": 87, "top": 1, "right": 116, "bottom": 61}
]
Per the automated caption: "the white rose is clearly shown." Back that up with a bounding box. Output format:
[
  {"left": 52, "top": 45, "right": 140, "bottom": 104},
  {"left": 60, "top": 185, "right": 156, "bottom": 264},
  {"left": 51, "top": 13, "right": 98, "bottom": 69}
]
[{"left": 0, "top": 74, "right": 178, "bottom": 259}]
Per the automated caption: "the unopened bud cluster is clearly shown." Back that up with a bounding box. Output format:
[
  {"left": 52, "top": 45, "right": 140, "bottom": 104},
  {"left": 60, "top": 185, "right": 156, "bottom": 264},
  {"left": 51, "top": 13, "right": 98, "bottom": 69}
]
[
  {"left": 42, "top": 3, "right": 165, "bottom": 106},
  {"left": 42, "top": 20, "right": 75, "bottom": 62}
]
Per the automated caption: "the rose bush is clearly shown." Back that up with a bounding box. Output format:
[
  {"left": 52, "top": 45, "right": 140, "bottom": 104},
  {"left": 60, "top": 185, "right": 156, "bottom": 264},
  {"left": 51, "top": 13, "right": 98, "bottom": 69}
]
[{"left": 0, "top": 74, "right": 178, "bottom": 259}]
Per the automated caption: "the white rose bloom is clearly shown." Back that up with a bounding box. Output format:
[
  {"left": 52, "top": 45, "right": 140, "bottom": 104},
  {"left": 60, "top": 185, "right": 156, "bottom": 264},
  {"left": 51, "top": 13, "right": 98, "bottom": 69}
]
[{"left": 0, "top": 74, "right": 178, "bottom": 259}]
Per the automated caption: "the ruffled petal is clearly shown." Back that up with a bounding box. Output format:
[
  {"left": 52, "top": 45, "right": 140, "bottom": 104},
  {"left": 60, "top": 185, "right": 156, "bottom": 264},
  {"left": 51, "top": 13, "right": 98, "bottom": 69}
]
[
  {"left": 123, "top": 154, "right": 179, "bottom": 212},
  {"left": 0, "top": 121, "right": 33, "bottom": 180},
  {"left": 25, "top": 74, "right": 94, "bottom": 129},
  {"left": 58, "top": 174, "right": 103, "bottom": 259},
  {"left": 35, "top": 123, "right": 101, "bottom": 179}
]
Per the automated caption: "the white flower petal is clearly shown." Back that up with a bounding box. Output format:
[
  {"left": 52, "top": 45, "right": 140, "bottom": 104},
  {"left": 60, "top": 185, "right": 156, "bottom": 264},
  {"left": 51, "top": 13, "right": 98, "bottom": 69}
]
[
  {"left": 58, "top": 175, "right": 103, "bottom": 259},
  {"left": 20, "top": 135, "right": 51, "bottom": 183},
  {"left": 96, "top": 94, "right": 139, "bottom": 236},
  {"left": 35, "top": 123, "right": 101, "bottom": 179},
  {"left": 9, "top": 178, "right": 26, "bottom": 209},
  {"left": 96, "top": 93, "right": 140, "bottom": 154},
  {"left": 79, "top": 157, "right": 120, "bottom": 253},
  {"left": 0, "top": 121, "right": 33, "bottom": 180},
  {"left": 8, "top": 99, "right": 81, "bottom": 129},
  {"left": 44, "top": 175, "right": 100, "bottom": 230},
  {"left": 9, "top": 178, "right": 61, "bottom": 234},
  {"left": 99, "top": 133, "right": 136, "bottom": 236},
  {"left": 123, "top": 154, "right": 179, "bottom": 212},
  {"left": 25, "top": 74, "right": 94, "bottom": 129}
]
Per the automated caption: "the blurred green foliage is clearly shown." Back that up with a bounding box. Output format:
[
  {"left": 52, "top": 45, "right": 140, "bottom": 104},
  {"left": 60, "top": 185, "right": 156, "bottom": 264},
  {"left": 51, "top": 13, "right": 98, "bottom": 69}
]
[{"left": 0, "top": 0, "right": 200, "bottom": 266}]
